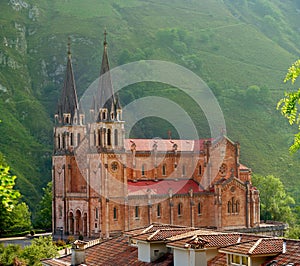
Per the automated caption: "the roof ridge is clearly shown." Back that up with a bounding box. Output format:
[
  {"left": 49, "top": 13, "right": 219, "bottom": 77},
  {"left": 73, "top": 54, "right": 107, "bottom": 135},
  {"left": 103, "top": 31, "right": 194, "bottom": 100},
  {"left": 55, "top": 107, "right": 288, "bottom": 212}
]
[
  {"left": 249, "top": 238, "right": 262, "bottom": 254},
  {"left": 148, "top": 229, "right": 160, "bottom": 241}
]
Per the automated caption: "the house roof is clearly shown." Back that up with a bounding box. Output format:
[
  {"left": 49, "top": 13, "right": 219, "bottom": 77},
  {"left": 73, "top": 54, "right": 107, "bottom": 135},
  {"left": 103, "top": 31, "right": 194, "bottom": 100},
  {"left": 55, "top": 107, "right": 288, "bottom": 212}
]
[
  {"left": 127, "top": 179, "right": 203, "bottom": 196},
  {"left": 42, "top": 236, "right": 173, "bottom": 266},
  {"left": 220, "top": 238, "right": 283, "bottom": 256},
  {"left": 134, "top": 228, "right": 196, "bottom": 242},
  {"left": 262, "top": 239, "right": 300, "bottom": 265}
]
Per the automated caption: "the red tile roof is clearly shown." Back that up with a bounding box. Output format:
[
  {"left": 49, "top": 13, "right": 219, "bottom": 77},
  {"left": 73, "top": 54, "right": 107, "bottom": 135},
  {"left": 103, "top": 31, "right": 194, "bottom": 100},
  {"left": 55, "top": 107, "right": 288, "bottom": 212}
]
[
  {"left": 125, "top": 139, "right": 209, "bottom": 152},
  {"left": 262, "top": 239, "right": 300, "bottom": 265},
  {"left": 127, "top": 179, "right": 203, "bottom": 195},
  {"left": 134, "top": 228, "right": 196, "bottom": 242},
  {"left": 220, "top": 238, "right": 283, "bottom": 256},
  {"left": 207, "top": 253, "right": 227, "bottom": 266},
  {"left": 43, "top": 236, "right": 173, "bottom": 266}
]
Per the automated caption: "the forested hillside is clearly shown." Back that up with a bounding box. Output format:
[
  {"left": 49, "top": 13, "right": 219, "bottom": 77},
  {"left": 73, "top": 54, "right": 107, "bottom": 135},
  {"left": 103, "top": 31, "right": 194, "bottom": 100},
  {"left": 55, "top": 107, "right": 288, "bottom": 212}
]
[{"left": 1, "top": 0, "right": 300, "bottom": 214}]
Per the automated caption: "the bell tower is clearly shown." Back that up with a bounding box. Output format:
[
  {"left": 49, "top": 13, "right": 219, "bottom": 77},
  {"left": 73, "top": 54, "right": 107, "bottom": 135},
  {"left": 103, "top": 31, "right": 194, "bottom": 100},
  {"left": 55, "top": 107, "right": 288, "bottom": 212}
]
[
  {"left": 89, "top": 30, "right": 125, "bottom": 151},
  {"left": 52, "top": 38, "right": 86, "bottom": 237}
]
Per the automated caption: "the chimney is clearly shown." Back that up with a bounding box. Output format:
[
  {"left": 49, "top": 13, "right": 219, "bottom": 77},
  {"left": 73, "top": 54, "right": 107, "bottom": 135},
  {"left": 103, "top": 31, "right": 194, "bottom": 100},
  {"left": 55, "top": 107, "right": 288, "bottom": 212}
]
[
  {"left": 283, "top": 240, "right": 287, "bottom": 254},
  {"left": 71, "top": 240, "right": 87, "bottom": 266}
]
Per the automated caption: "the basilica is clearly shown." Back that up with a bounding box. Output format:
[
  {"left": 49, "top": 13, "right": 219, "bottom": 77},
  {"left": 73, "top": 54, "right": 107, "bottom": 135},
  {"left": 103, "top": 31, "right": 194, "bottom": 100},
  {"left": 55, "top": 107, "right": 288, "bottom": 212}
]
[{"left": 52, "top": 33, "right": 260, "bottom": 238}]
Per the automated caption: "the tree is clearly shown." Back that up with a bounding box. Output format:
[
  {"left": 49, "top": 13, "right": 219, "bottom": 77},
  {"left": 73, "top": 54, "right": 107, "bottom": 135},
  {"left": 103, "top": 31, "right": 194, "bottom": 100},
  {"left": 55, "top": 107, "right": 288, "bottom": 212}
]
[
  {"left": 252, "top": 174, "right": 295, "bottom": 224},
  {"left": 34, "top": 182, "right": 52, "bottom": 230},
  {"left": 277, "top": 59, "right": 300, "bottom": 153},
  {"left": 20, "top": 236, "right": 58, "bottom": 266}
]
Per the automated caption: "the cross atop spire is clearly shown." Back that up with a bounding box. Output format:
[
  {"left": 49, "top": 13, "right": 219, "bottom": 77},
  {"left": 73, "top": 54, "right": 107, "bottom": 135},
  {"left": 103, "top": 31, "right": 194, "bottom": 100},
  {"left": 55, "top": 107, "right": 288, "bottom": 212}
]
[
  {"left": 67, "top": 36, "right": 71, "bottom": 58},
  {"left": 103, "top": 28, "right": 107, "bottom": 46}
]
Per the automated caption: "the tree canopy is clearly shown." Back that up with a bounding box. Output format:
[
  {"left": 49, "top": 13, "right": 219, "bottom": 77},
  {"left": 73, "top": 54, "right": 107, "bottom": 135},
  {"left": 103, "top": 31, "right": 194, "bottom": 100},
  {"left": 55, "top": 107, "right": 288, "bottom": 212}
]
[
  {"left": 277, "top": 59, "right": 300, "bottom": 153},
  {"left": 252, "top": 174, "right": 295, "bottom": 224}
]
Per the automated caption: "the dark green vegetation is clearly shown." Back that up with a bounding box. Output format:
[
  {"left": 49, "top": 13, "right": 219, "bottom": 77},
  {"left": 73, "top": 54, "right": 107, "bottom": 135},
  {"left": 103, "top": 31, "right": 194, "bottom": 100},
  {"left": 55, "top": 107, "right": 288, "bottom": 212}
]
[{"left": 1, "top": 0, "right": 300, "bottom": 219}]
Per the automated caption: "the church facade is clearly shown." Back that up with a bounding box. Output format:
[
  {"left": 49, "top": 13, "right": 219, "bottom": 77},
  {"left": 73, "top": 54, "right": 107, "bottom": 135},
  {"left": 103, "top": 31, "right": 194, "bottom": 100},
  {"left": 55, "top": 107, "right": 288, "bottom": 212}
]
[{"left": 52, "top": 34, "right": 260, "bottom": 238}]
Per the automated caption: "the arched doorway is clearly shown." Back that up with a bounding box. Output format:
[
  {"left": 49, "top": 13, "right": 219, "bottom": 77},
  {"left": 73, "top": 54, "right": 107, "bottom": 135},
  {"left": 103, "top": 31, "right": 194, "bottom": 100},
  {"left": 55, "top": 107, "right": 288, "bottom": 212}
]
[
  {"left": 69, "top": 212, "right": 74, "bottom": 235},
  {"left": 83, "top": 213, "right": 88, "bottom": 236},
  {"left": 75, "top": 210, "right": 82, "bottom": 235}
]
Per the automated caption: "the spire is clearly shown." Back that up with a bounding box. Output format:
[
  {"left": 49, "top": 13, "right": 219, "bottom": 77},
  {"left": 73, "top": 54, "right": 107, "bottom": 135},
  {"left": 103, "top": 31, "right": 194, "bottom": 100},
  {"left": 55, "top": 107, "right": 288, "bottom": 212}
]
[
  {"left": 94, "top": 30, "right": 114, "bottom": 121},
  {"left": 55, "top": 37, "right": 79, "bottom": 125}
]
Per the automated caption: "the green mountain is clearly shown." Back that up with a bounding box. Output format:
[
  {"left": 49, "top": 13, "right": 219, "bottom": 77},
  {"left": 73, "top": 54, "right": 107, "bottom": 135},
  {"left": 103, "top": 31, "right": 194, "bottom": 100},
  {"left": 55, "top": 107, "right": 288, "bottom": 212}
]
[{"left": 1, "top": 0, "right": 300, "bottom": 215}]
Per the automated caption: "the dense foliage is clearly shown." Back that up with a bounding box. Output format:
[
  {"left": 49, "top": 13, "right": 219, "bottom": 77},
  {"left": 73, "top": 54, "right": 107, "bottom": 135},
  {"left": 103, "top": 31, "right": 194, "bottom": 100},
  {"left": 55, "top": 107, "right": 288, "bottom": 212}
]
[
  {"left": 277, "top": 59, "right": 300, "bottom": 153},
  {"left": 252, "top": 174, "right": 295, "bottom": 225},
  {"left": 0, "top": 236, "right": 58, "bottom": 266},
  {"left": 0, "top": 154, "right": 32, "bottom": 236}
]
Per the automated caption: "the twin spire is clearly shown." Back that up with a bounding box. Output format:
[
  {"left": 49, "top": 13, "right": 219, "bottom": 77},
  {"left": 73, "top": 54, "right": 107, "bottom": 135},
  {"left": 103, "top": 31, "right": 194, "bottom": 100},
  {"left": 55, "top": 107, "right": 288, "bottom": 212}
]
[{"left": 55, "top": 30, "right": 121, "bottom": 125}]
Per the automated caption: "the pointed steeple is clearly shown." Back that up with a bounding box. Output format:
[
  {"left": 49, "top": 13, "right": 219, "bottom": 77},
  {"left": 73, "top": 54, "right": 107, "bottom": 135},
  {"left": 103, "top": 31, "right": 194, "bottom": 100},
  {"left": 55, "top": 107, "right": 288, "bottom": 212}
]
[
  {"left": 55, "top": 37, "right": 79, "bottom": 125},
  {"left": 95, "top": 30, "right": 116, "bottom": 121}
]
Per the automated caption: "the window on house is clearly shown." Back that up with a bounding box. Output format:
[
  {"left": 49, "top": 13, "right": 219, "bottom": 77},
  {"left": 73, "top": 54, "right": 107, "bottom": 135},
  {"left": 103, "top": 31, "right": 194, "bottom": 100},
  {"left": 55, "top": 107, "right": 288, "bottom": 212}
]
[
  {"left": 102, "top": 110, "right": 106, "bottom": 120},
  {"left": 113, "top": 207, "right": 117, "bottom": 220},
  {"left": 62, "top": 134, "right": 66, "bottom": 149},
  {"left": 114, "top": 129, "right": 118, "bottom": 146},
  {"left": 162, "top": 164, "right": 166, "bottom": 176},
  {"left": 157, "top": 204, "right": 161, "bottom": 217},
  {"left": 135, "top": 206, "right": 139, "bottom": 218},
  {"left": 57, "top": 134, "right": 61, "bottom": 149},
  {"left": 228, "top": 198, "right": 239, "bottom": 214},
  {"left": 197, "top": 202, "right": 201, "bottom": 215},
  {"left": 141, "top": 164, "right": 145, "bottom": 176},
  {"left": 93, "top": 130, "right": 96, "bottom": 146},
  {"left": 178, "top": 203, "right": 182, "bottom": 216},
  {"left": 98, "top": 129, "right": 101, "bottom": 146}
]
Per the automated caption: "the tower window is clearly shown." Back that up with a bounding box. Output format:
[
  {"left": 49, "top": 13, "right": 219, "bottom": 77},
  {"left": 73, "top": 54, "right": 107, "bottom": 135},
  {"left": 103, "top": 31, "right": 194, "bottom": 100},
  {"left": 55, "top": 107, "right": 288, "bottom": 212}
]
[
  {"left": 70, "top": 133, "right": 74, "bottom": 146},
  {"left": 57, "top": 134, "right": 61, "bottom": 149},
  {"left": 162, "top": 164, "right": 166, "bottom": 176},
  {"left": 107, "top": 129, "right": 111, "bottom": 146},
  {"left": 113, "top": 207, "right": 117, "bottom": 220},
  {"left": 182, "top": 165, "right": 186, "bottom": 176},
  {"left": 141, "top": 164, "right": 145, "bottom": 176},
  {"left": 178, "top": 203, "right": 182, "bottom": 216},
  {"left": 135, "top": 206, "right": 139, "bottom": 218},
  {"left": 93, "top": 130, "right": 96, "bottom": 146},
  {"left": 95, "top": 208, "right": 99, "bottom": 220},
  {"left": 98, "top": 129, "right": 101, "bottom": 146},
  {"left": 198, "top": 165, "right": 202, "bottom": 176},
  {"left": 77, "top": 133, "right": 81, "bottom": 145},
  {"left": 157, "top": 204, "right": 161, "bottom": 217},
  {"left": 102, "top": 110, "right": 106, "bottom": 120},
  {"left": 197, "top": 202, "right": 201, "bottom": 215},
  {"left": 114, "top": 129, "right": 118, "bottom": 146}
]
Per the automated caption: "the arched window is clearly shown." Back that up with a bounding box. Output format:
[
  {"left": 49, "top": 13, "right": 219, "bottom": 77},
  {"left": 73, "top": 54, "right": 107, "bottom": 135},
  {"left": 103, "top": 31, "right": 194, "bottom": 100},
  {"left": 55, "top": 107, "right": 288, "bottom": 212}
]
[
  {"left": 57, "top": 134, "right": 61, "bottom": 149},
  {"left": 102, "top": 110, "right": 106, "bottom": 120},
  {"left": 107, "top": 129, "right": 111, "bottom": 146},
  {"left": 227, "top": 201, "right": 232, "bottom": 213},
  {"left": 62, "top": 134, "right": 66, "bottom": 149},
  {"left": 95, "top": 208, "right": 99, "bottom": 219},
  {"left": 113, "top": 207, "right": 117, "bottom": 220},
  {"left": 197, "top": 202, "right": 201, "bottom": 215},
  {"left": 157, "top": 204, "right": 161, "bottom": 217},
  {"left": 141, "top": 164, "right": 145, "bottom": 176},
  {"left": 182, "top": 165, "right": 186, "bottom": 176},
  {"left": 232, "top": 197, "right": 236, "bottom": 213},
  {"left": 98, "top": 129, "right": 101, "bottom": 146},
  {"left": 135, "top": 206, "right": 139, "bottom": 218},
  {"left": 236, "top": 201, "right": 240, "bottom": 213},
  {"left": 114, "top": 129, "right": 118, "bottom": 146},
  {"left": 93, "top": 131, "right": 96, "bottom": 146},
  {"left": 178, "top": 203, "right": 182, "bottom": 216},
  {"left": 198, "top": 165, "right": 202, "bottom": 176},
  {"left": 162, "top": 164, "right": 166, "bottom": 176}
]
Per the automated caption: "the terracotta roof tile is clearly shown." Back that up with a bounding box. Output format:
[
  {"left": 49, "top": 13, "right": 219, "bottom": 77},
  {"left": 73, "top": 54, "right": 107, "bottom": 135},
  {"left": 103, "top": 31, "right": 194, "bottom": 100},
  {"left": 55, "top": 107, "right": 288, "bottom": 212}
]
[
  {"left": 128, "top": 179, "right": 203, "bottom": 196},
  {"left": 207, "top": 253, "right": 227, "bottom": 266},
  {"left": 46, "top": 236, "right": 173, "bottom": 266},
  {"left": 262, "top": 239, "right": 300, "bottom": 265},
  {"left": 220, "top": 238, "right": 283, "bottom": 256}
]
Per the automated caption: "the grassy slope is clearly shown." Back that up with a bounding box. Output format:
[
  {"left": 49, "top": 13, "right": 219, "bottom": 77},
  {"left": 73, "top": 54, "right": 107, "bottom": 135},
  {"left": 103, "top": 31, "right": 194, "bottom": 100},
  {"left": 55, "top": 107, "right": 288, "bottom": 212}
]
[{"left": 1, "top": 0, "right": 300, "bottom": 211}]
